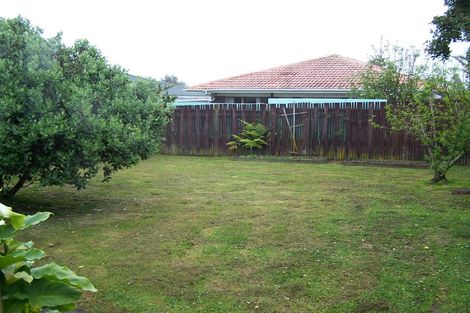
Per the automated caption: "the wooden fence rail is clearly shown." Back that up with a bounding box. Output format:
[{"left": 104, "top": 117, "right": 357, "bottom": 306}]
[{"left": 162, "top": 103, "right": 466, "bottom": 163}]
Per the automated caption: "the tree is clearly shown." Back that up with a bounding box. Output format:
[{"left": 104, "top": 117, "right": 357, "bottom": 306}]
[
  {"left": 354, "top": 46, "right": 470, "bottom": 183},
  {"left": 427, "top": 0, "right": 470, "bottom": 74},
  {"left": 160, "top": 74, "right": 185, "bottom": 88},
  {"left": 356, "top": 46, "right": 423, "bottom": 105},
  {"left": 0, "top": 17, "right": 174, "bottom": 197}
]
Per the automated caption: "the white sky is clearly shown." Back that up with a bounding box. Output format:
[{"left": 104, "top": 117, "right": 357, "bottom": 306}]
[{"left": 2, "top": 0, "right": 467, "bottom": 85}]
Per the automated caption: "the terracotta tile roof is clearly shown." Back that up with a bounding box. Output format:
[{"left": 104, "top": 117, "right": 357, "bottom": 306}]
[{"left": 190, "top": 55, "right": 367, "bottom": 91}]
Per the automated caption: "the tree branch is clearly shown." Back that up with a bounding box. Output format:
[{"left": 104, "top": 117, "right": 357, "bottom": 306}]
[{"left": 448, "top": 151, "right": 465, "bottom": 168}]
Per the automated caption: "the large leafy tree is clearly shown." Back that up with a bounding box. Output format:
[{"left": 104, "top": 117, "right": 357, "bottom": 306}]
[
  {"left": 427, "top": 0, "right": 470, "bottom": 74},
  {"left": 354, "top": 46, "right": 470, "bottom": 183},
  {"left": 0, "top": 17, "right": 174, "bottom": 197}
]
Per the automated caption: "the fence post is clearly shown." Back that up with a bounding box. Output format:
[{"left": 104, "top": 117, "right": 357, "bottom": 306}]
[
  {"left": 345, "top": 104, "right": 351, "bottom": 160},
  {"left": 302, "top": 109, "right": 310, "bottom": 156},
  {"left": 322, "top": 105, "right": 329, "bottom": 158},
  {"left": 204, "top": 107, "right": 210, "bottom": 155},
  {"left": 368, "top": 106, "right": 374, "bottom": 159},
  {"left": 334, "top": 104, "right": 340, "bottom": 159},
  {"left": 195, "top": 106, "right": 201, "bottom": 155},
  {"left": 222, "top": 105, "right": 227, "bottom": 155},
  {"left": 270, "top": 107, "right": 277, "bottom": 155},
  {"left": 213, "top": 107, "right": 219, "bottom": 156}
]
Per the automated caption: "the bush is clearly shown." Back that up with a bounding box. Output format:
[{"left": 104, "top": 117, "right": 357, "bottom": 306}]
[
  {"left": 0, "top": 17, "right": 174, "bottom": 197},
  {"left": 0, "top": 202, "right": 96, "bottom": 312}
]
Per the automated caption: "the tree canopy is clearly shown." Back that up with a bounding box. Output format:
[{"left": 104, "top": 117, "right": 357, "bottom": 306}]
[
  {"left": 427, "top": 0, "right": 470, "bottom": 73},
  {"left": 354, "top": 46, "right": 470, "bottom": 182},
  {"left": 0, "top": 16, "right": 174, "bottom": 197}
]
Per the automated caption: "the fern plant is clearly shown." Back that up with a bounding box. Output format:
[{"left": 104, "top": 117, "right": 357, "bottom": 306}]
[{"left": 227, "top": 121, "right": 269, "bottom": 153}]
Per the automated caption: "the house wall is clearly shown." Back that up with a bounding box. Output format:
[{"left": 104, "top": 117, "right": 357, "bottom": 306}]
[{"left": 210, "top": 91, "right": 350, "bottom": 103}]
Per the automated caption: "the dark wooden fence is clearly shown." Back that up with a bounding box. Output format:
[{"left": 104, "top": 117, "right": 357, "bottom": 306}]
[{"left": 162, "top": 103, "right": 436, "bottom": 161}]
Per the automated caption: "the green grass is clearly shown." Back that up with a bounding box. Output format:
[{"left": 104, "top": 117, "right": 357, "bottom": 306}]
[{"left": 7, "top": 155, "right": 470, "bottom": 313}]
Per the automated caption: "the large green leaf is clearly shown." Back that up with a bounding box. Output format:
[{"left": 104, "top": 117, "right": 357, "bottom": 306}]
[
  {"left": 7, "top": 279, "right": 81, "bottom": 307},
  {"left": 0, "top": 247, "right": 45, "bottom": 268},
  {"left": 0, "top": 224, "right": 16, "bottom": 240},
  {"left": 0, "top": 203, "right": 13, "bottom": 218},
  {"left": 0, "top": 203, "right": 25, "bottom": 229},
  {"left": 2, "top": 264, "right": 16, "bottom": 282},
  {"left": 7, "top": 240, "right": 34, "bottom": 251},
  {"left": 3, "top": 299, "right": 27, "bottom": 313},
  {"left": 9, "top": 212, "right": 26, "bottom": 230},
  {"left": 13, "top": 271, "right": 33, "bottom": 283},
  {"left": 31, "top": 263, "right": 97, "bottom": 292},
  {"left": 23, "top": 212, "right": 52, "bottom": 229},
  {"left": 12, "top": 247, "right": 46, "bottom": 261},
  {"left": 50, "top": 303, "right": 76, "bottom": 311},
  {"left": 0, "top": 254, "right": 24, "bottom": 268}
]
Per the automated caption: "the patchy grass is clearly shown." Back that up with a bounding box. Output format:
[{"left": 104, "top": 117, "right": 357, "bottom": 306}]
[{"left": 6, "top": 155, "right": 470, "bottom": 313}]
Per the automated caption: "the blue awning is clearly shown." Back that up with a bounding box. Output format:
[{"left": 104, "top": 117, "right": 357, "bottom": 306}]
[
  {"left": 268, "top": 98, "right": 387, "bottom": 104},
  {"left": 267, "top": 98, "right": 387, "bottom": 109}
]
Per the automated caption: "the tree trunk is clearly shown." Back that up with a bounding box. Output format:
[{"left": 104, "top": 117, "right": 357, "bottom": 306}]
[
  {"left": 431, "top": 171, "right": 448, "bottom": 183},
  {"left": 430, "top": 152, "right": 465, "bottom": 184},
  {"left": 3, "top": 175, "right": 28, "bottom": 198}
]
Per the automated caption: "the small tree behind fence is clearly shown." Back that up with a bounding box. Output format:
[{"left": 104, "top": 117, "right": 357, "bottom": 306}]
[{"left": 162, "top": 103, "right": 468, "bottom": 164}]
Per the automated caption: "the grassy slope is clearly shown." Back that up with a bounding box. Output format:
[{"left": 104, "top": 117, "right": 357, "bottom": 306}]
[{"left": 8, "top": 155, "right": 470, "bottom": 313}]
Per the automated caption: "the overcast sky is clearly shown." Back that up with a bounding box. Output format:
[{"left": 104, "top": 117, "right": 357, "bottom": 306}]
[{"left": 2, "top": 0, "right": 467, "bottom": 85}]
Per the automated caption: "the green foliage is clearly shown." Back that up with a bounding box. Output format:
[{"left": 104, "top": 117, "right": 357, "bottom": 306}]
[
  {"left": 227, "top": 121, "right": 269, "bottom": 153},
  {"left": 427, "top": 0, "right": 470, "bottom": 73},
  {"left": 408, "top": 70, "right": 470, "bottom": 182},
  {"left": 352, "top": 45, "right": 423, "bottom": 105},
  {"left": 354, "top": 45, "right": 470, "bottom": 182},
  {"left": 0, "top": 16, "right": 174, "bottom": 197},
  {"left": 0, "top": 202, "right": 96, "bottom": 312},
  {"left": 160, "top": 74, "right": 185, "bottom": 88}
]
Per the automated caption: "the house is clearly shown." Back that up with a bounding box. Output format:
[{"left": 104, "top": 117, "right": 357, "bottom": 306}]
[
  {"left": 128, "top": 74, "right": 212, "bottom": 105},
  {"left": 187, "top": 54, "right": 369, "bottom": 104},
  {"left": 165, "top": 84, "right": 212, "bottom": 105}
]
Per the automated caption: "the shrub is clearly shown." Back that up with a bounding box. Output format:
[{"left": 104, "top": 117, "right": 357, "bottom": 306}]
[
  {"left": 0, "top": 202, "right": 96, "bottom": 312},
  {"left": 0, "top": 17, "right": 174, "bottom": 197}
]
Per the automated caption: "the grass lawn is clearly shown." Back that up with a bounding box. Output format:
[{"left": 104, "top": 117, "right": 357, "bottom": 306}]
[{"left": 7, "top": 155, "right": 470, "bottom": 313}]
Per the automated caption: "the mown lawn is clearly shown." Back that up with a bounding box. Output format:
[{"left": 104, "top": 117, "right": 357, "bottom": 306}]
[{"left": 7, "top": 155, "right": 470, "bottom": 313}]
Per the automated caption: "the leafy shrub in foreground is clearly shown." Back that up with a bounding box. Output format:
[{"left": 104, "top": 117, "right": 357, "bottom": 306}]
[{"left": 0, "top": 203, "right": 96, "bottom": 313}]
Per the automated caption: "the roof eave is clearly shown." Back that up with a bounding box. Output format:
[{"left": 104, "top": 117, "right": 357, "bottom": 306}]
[{"left": 185, "top": 88, "right": 352, "bottom": 94}]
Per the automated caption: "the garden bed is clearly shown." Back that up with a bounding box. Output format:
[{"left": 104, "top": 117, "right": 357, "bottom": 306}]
[
  {"left": 232, "top": 155, "right": 328, "bottom": 164},
  {"left": 340, "top": 159, "right": 429, "bottom": 168}
]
